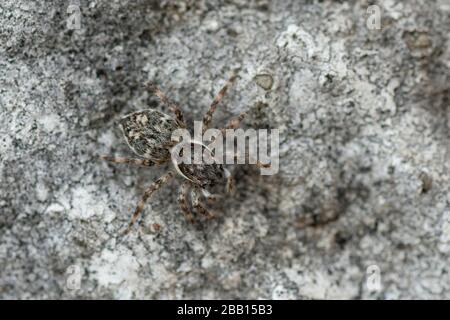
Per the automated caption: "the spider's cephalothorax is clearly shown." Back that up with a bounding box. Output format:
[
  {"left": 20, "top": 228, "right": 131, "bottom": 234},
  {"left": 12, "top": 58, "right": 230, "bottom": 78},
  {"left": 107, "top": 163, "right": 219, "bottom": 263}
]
[
  {"left": 101, "top": 71, "right": 260, "bottom": 234},
  {"left": 172, "top": 141, "right": 226, "bottom": 188}
]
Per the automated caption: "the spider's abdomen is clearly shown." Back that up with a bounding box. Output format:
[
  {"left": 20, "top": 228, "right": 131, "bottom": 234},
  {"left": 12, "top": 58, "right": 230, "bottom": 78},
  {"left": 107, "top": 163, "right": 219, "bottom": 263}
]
[{"left": 120, "top": 109, "right": 182, "bottom": 163}]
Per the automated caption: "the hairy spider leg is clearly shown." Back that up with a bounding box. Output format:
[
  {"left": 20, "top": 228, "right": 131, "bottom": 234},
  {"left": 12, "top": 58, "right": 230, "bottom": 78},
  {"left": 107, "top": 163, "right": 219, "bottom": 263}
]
[
  {"left": 202, "top": 70, "right": 239, "bottom": 134},
  {"left": 123, "top": 171, "right": 174, "bottom": 235},
  {"left": 146, "top": 82, "right": 186, "bottom": 126}
]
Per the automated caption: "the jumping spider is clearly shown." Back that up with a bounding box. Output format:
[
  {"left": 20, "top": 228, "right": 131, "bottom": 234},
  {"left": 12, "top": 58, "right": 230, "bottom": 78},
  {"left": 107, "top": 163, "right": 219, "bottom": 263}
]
[{"left": 101, "top": 70, "right": 266, "bottom": 234}]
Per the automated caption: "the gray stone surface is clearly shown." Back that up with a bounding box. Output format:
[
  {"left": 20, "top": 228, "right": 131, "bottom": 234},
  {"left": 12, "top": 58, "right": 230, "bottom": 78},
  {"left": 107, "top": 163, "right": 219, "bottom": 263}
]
[{"left": 0, "top": 0, "right": 449, "bottom": 299}]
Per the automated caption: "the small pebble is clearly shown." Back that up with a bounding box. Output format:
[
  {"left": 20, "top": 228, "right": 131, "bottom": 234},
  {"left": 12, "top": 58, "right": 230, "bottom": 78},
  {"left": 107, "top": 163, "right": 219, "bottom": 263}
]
[{"left": 254, "top": 73, "right": 274, "bottom": 90}]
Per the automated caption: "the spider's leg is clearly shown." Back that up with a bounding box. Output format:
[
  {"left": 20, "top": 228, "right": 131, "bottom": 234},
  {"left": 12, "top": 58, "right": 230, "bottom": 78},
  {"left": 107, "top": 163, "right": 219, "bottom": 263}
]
[
  {"left": 146, "top": 82, "right": 185, "bottom": 126},
  {"left": 191, "top": 188, "right": 214, "bottom": 219},
  {"left": 224, "top": 168, "right": 233, "bottom": 193},
  {"left": 255, "top": 160, "right": 271, "bottom": 168},
  {"left": 100, "top": 155, "right": 155, "bottom": 167},
  {"left": 202, "top": 70, "right": 239, "bottom": 134},
  {"left": 122, "top": 171, "right": 174, "bottom": 235},
  {"left": 220, "top": 112, "right": 246, "bottom": 135},
  {"left": 178, "top": 181, "right": 195, "bottom": 223},
  {"left": 201, "top": 188, "right": 222, "bottom": 203}
]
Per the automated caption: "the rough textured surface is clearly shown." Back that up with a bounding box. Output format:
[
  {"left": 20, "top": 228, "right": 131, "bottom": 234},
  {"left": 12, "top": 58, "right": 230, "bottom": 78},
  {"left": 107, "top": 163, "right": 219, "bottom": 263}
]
[{"left": 0, "top": 0, "right": 449, "bottom": 299}]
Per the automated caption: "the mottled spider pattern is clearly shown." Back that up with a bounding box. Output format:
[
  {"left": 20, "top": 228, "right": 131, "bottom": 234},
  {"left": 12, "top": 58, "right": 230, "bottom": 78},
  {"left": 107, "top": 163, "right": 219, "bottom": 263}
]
[
  {"left": 101, "top": 71, "right": 252, "bottom": 234},
  {"left": 120, "top": 109, "right": 181, "bottom": 163}
]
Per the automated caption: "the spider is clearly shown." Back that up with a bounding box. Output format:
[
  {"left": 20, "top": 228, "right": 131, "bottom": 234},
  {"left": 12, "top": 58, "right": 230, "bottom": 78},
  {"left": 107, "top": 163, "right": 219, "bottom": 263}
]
[{"left": 100, "top": 70, "right": 265, "bottom": 234}]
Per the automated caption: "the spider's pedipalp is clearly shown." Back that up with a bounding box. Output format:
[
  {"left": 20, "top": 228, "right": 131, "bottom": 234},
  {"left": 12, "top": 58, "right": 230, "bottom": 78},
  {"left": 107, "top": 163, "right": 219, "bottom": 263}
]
[
  {"left": 201, "top": 188, "right": 222, "bottom": 203},
  {"left": 191, "top": 188, "right": 214, "bottom": 219},
  {"left": 122, "top": 170, "right": 174, "bottom": 235},
  {"left": 202, "top": 70, "right": 239, "bottom": 134}
]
